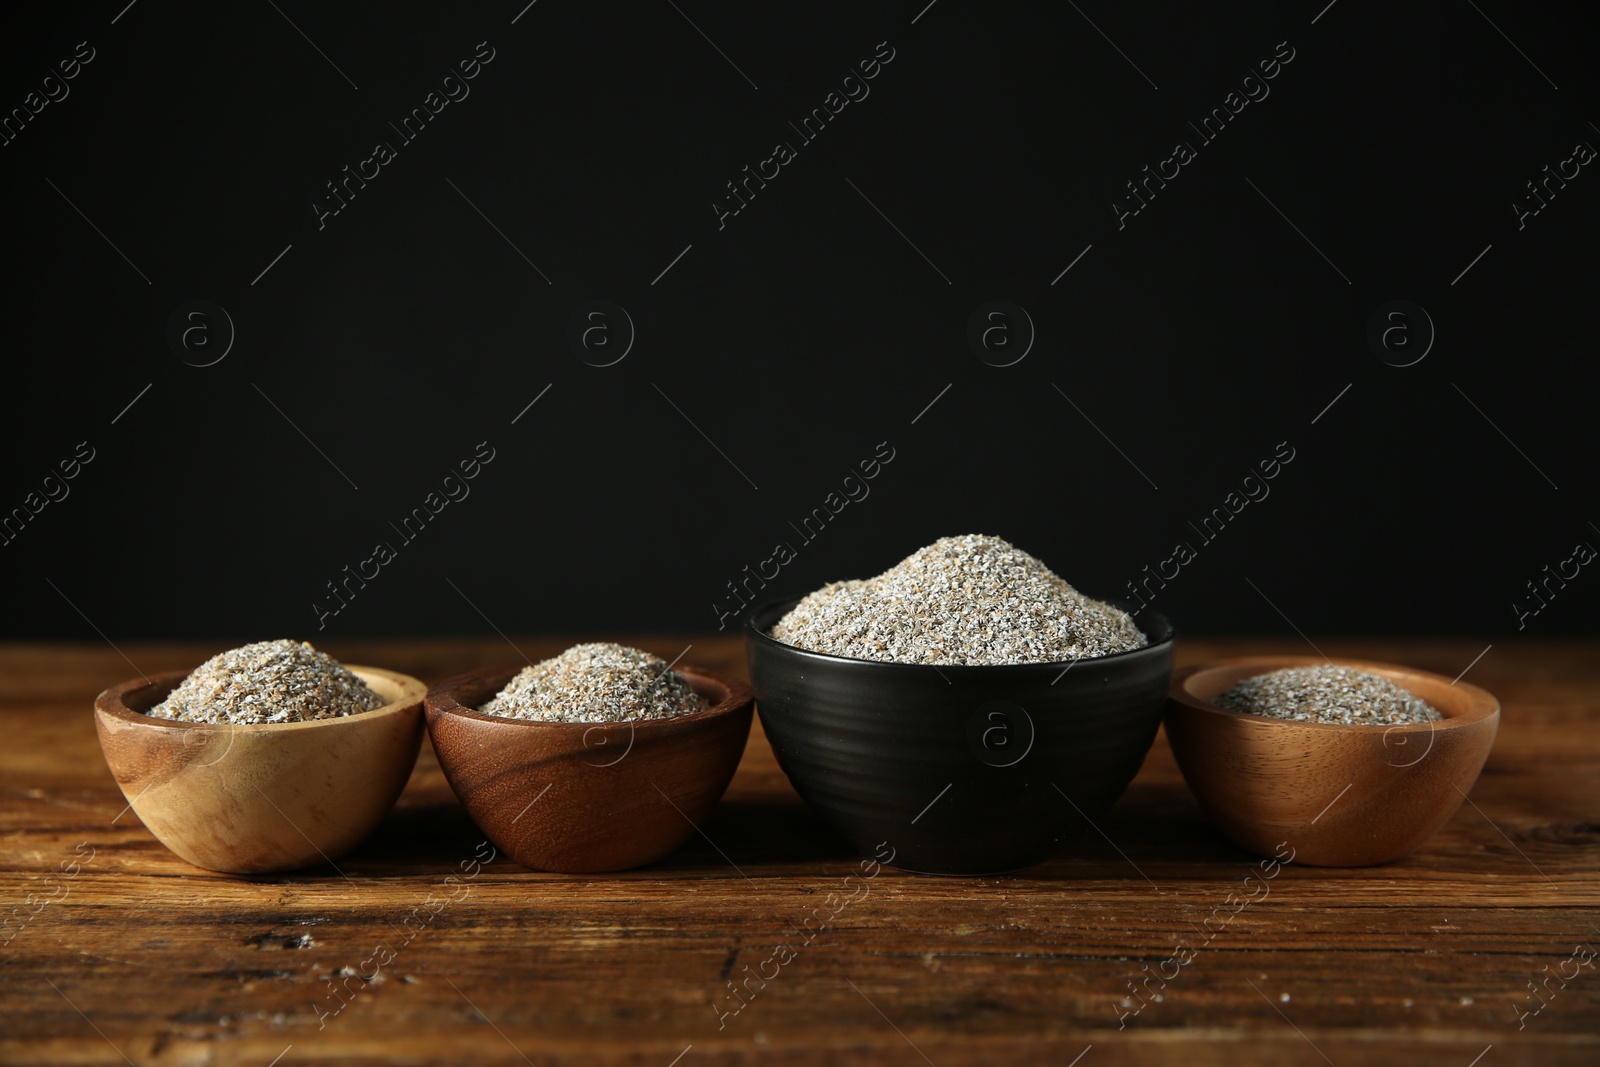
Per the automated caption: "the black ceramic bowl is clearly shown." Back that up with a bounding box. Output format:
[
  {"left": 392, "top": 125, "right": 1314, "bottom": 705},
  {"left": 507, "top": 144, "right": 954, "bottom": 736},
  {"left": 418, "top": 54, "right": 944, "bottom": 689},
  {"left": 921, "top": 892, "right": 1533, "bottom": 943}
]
[{"left": 746, "top": 598, "right": 1176, "bottom": 875}]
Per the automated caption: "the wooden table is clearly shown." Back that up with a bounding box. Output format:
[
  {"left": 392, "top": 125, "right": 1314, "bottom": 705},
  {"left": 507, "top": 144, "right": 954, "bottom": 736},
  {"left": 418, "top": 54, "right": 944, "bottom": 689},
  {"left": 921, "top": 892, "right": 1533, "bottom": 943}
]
[{"left": 2, "top": 639, "right": 1596, "bottom": 1066}]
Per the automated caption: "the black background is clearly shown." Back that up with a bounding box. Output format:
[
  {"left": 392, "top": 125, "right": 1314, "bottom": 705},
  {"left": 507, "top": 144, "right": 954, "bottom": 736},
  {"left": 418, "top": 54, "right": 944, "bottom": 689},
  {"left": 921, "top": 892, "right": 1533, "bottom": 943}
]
[{"left": 2, "top": 1, "right": 1596, "bottom": 643}]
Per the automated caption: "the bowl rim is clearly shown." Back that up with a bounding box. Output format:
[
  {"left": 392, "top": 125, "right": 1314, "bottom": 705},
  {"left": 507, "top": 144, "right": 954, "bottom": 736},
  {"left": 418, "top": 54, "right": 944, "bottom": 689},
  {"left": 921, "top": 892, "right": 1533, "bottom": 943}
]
[
  {"left": 1167, "top": 655, "right": 1500, "bottom": 733},
  {"left": 94, "top": 664, "right": 427, "bottom": 733},
  {"left": 424, "top": 662, "right": 754, "bottom": 732},
  {"left": 744, "top": 594, "right": 1175, "bottom": 672}
]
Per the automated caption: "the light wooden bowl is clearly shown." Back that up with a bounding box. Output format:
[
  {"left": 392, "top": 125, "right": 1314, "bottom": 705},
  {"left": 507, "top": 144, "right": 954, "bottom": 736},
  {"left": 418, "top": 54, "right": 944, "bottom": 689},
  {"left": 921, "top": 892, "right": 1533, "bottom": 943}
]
[
  {"left": 1165, "top": 656, "right": 1500, "bottom": 867},
  {"left": 94, "top": 665, "right": 426, "bottom": 874},
  {"left": 424, "top": 665, "right": 754, "bottom": 873}
]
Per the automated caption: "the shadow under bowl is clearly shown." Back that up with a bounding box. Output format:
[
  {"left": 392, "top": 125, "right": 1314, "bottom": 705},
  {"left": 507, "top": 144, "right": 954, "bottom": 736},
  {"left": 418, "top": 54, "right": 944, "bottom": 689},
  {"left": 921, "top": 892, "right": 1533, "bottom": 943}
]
[
  {"left": 94, "top": 666, "right": 427, "bottom": 874},
  {"left": 1164, "top": 656, "right": 1501, "bottom": 867},
  {"left": 423, "top": 665, "right": 754, "bottom": 873},
  {"left": 745, "top": 597, "right": 1177, "bottom": 875}
]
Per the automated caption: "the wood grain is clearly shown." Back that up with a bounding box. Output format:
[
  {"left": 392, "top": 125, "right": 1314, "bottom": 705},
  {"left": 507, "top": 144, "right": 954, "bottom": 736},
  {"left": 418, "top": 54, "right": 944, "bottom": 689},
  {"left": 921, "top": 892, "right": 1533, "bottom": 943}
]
[{"left": 1, "top": 638, "right": 1596, "bottom": 1066}]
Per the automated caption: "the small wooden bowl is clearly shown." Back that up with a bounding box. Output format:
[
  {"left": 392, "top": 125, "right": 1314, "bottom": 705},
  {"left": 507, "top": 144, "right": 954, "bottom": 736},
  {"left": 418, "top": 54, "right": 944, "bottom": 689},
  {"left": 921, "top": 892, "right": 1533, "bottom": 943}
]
[
  {"left": 424, "top": 665, "right": 754, "bottom": 873},
  {"left": 94, "top": 666, "right": 426, "bottom": 874},
  {"left": 1165, "top": 656, "right": 1500, "bottom": 866}
]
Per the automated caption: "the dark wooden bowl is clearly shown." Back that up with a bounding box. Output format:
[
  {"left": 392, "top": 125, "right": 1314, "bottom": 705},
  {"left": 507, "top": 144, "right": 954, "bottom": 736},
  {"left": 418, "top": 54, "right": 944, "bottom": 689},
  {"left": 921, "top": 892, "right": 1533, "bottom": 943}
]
[
  {"left": 1165, "top": 656, "right": 1500, "bottom": 866},
  {"left": 745, "top": 597, "right": 1176, "bottom": 875},
  {"left": 424, "top": 665, "right": 754, "bottom": 873},
  {"left": 94, "top": 666, "right": 426, "bottom": 873}
]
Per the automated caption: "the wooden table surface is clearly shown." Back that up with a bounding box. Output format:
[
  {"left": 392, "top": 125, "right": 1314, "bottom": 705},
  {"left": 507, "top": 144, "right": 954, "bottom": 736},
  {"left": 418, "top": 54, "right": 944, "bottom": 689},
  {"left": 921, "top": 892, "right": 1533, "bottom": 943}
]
[{"left": 2, "top": 638, "right": 1596, "bottom": 1066}]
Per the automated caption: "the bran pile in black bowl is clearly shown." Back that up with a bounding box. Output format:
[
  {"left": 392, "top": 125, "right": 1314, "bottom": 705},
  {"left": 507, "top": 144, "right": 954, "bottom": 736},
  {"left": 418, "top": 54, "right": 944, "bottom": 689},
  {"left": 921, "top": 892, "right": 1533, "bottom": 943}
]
[{"left": 745, "top": 535, "right": 1176, "bottom": 875}]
